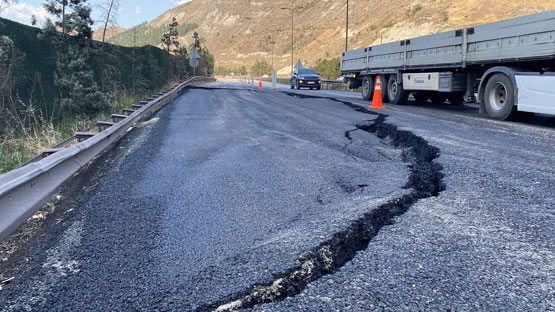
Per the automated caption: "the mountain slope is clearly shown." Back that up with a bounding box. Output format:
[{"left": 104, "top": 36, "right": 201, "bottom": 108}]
[
  {"left": 112, "top": 0, "right": 555, "bottom": 76},
  {"left": 92, "top": 26, "right": 127, "bottom": 42}
]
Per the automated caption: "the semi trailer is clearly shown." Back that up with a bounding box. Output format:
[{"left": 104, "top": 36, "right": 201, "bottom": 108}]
[{"left": 341, "top": 10, "right": 555, "bottom": 120}]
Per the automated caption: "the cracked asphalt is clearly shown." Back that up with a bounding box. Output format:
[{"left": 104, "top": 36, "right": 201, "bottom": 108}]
[{"left": 1, "top": 82, "right": 554, "bottom": 311}]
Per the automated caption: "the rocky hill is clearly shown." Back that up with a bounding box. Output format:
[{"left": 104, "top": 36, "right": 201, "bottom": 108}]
[
  {"left": 92, "top": 26, "right": 127, "bottom": 42},
  {"left": 111, "top": 0, "right": 555, "bottom": 76}
]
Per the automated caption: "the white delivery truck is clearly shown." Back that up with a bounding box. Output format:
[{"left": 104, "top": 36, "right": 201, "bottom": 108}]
[{"left": 341, "top": 10, "right": 555, "bottom": 120}]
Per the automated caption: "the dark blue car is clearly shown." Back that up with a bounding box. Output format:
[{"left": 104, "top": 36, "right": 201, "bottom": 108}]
[{"left": 290, "top": 68, "right": 322, "bottom": 90}]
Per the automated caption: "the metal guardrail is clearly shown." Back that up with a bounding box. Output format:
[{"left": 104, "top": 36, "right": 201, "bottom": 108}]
[
  {"left": 320, "top": 80, "right": 352, "bottom": 91},
  {"left": 0, "top": 76, "right": 215, "bottom": 242},
  {"left": 260, "top": 77, "right": 349, "bottom": 91}
]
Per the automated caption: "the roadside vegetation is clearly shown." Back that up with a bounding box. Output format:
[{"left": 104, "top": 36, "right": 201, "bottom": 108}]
[
  {"left": 251, "top": 60, "right": 273, "bottom": 77},
  {"left": 214, "top": 60, "right": 273, "bottom": 78},
  {"left": 314, "top": 58, "right": 341, "bottom": 80},
  {"left": 215, "top": 57, "right": 340, "bottom": 81},
  {"left": 215, "top": 66, "right": 248, "bottom": 77},
  {"left": 0, "top": 94, "right": 140, "bottom": 174},
  {"left": 0, "top": 1, "right": 214, "bottom": 174}
]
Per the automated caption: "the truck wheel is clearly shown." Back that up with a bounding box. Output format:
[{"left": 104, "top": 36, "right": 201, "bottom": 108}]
[
  {"left": 448, "top": 92, "right": 465, "bottom": 106},
  {"left": 484, "top": 73, "right": 519, "bottom": 120},
  {"left": 378, "top": 75, "right": 389, "bottom": 102},
  {"left": 362, "top": 76, "right": 374, "bottom": 101},
  {"left": 387, "top": 75, "right": 409, "bottom": 105}
]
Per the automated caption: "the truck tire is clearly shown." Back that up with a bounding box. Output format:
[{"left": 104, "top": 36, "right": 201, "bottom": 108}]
[
  {"left": 379, "top": 75, "right": 389, "bottom": 102},
  {"left": 387, "top": 75, "right": 409, "bottom": 105},
  {"left": 484, "top": 73, "right": 519, "bottom": 120},
  {"left": 362, "top": 76, "right": 374, "bottom": 101}
]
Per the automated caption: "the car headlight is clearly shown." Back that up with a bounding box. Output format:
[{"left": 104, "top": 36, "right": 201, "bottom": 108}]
[{"left": 299, "top": 80, "right": 304, "bottom": 83}]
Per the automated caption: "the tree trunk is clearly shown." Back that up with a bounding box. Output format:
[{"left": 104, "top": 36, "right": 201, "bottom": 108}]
[
  {"left": 100, "top": 0, "right": 115, "bottom": 92},
  {"left": 167, "top": 45, "right": 170, "bottom": 82}
]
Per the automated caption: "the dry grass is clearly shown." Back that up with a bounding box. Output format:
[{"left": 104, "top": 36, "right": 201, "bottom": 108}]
[
  {"left": 0, "top": 87, "right": 166, "bottom": 267},
  {"left": 0, "top": 91, "right": 144, "bottom": 174}
]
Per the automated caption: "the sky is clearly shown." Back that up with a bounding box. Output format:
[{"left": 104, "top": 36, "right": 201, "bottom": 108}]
[{"left": 0, "top": 0, "right": 192, "bottom": 29}]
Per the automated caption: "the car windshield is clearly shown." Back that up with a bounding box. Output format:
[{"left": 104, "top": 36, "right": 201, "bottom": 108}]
[{"left": 298, "top": 69, "right": 317, "bottom": 75}]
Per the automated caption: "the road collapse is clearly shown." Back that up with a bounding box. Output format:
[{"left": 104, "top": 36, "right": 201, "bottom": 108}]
[{"left": 203, "top": 93, "right": 445, "bottom": 312}]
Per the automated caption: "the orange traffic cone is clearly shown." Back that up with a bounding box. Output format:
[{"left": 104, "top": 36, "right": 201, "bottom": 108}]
[
  {"left": 370, "top": 76, "right": 385, "bottom": 109},
  {"left": 259, "top": 80, "right": 263, "bottom": 88}
]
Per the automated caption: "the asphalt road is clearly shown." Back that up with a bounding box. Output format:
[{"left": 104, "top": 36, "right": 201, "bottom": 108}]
[{"left": 0, "top": 82, "right": 554, "bottom": 311}]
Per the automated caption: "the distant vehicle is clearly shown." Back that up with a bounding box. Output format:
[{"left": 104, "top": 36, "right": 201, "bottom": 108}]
[
  {"left": 341, "top": 10, "right": 555, "bottom": 120},
  {"left": 290, "top": 68, "right": 322, "bottom": 90}
]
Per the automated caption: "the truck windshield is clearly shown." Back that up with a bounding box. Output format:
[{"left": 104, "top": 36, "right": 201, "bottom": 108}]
[{"left": 298, "top": 69, "right": 317, "bottom": 75}]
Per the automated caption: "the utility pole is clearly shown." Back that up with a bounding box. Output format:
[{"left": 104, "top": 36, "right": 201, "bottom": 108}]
[
  {"left": 281, "top": 6, "right": 302, "bottom": 75},
  {"left": 345, "top": 0, "right": 349, "bottom": 52},
  {"left": 291, "top": 10, "right": 293, "bottom": 73}
]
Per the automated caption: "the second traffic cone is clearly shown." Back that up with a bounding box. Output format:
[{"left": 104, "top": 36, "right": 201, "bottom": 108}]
[
  {"left": 259, "top": 80, "right": 263, "bottom": 88},
  {"left": 370, "top": 76, "right": 385, "bottom": 109}
]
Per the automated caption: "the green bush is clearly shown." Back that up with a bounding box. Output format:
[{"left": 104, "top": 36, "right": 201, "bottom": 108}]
[
  {"left": 314, "top": 58, "right": 340, "bottom": 80},
  {"left": 0, "top": 17, "right": 174, "bottom": 122},
  {"left": 251, "top": 60, "right": 272, "bottom": 77}
]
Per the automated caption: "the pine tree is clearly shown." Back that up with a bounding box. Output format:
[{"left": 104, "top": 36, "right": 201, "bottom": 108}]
[
  {"left": 161, "top": 17, "right": 180, "bottom": 82},
  {"left": 174, "top": 46, "right": 192, "bottom": 78},
  {"left": 189, "top": 32, "right": 213, "bottom": 77},
  {"left": 41, "top": 0, "right": 112, "bottom": 119}
]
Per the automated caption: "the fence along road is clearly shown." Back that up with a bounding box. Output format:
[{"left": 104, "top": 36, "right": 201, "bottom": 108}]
[{"left": 0, "top": 77, "right": 215, "bottom": 242}]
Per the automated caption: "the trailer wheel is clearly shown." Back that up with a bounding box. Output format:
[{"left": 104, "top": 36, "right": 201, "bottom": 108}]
[
  {"left": 387, "top": 75, "right": 409, "bottom": 105},
  {"left": 484, "top": 73, "right": 518, "bottom": 120},
  {"left": 379, "top": 75, "right": 389, "bottom": 102},
  {"left": 362, "top": 76, "right": 374, "bottom": 101}
]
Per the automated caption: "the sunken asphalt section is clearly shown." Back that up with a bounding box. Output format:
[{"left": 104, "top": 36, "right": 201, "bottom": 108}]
[{"left": 1, "top": 82, "right": 554, "bottom": 311}]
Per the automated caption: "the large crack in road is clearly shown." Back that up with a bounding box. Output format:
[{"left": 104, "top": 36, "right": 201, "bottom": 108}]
[
  {"left": 0, "top": 86, "right": 449, "bottom": 311},
  {"left": 202, "top": 91, "right": 445, "bottom": 311},
  {"left": 4, "top": 83, "right": 553, "bottom": 310}
]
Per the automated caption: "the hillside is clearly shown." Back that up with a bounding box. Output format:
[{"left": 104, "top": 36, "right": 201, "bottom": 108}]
[
  {"left": 111, "top": 0, "right": 555, "bottom": 76},
  {"left": 92, "top": 26, "right": 127, "bottom": 42}
]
